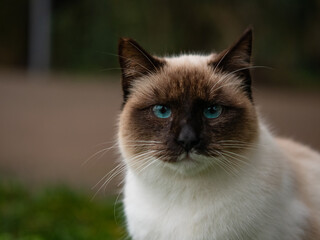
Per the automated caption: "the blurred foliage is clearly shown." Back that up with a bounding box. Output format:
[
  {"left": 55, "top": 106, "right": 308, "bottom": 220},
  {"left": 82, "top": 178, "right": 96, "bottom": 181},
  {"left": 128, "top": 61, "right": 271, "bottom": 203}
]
[
  {"left": 0, "top": 0, "right": 28, "bottom": 67},
  {"left": 0, "top": 0, "right": 319, "bottom": 85},
  {"left": 0, "top": 181, "right": 127, "bottom": 240}
]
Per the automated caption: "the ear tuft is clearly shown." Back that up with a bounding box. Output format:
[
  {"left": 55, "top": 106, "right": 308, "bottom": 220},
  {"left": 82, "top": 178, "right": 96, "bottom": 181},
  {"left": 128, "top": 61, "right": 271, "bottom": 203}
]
[
  {"left": 118, "top": 38, "right": 165, "bottom": 103},
  {"left": 209, "top": 27, "right": 253, "bottom": 100}
]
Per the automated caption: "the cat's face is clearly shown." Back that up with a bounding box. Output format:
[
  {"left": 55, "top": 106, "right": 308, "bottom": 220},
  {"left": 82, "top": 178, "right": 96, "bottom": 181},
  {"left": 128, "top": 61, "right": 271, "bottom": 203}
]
[{"left": 118, "top": 28, "right": 258, "bottom": 175}]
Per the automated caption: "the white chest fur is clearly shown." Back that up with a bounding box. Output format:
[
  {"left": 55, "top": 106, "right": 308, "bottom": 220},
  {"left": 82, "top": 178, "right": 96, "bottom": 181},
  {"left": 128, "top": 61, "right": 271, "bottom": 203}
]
[{"left": 122, "top": 126, "right": 309, "bottom": 240}]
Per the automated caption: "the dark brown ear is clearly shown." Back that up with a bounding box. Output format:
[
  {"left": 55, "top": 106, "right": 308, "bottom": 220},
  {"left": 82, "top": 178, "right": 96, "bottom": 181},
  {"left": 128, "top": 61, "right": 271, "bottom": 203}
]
[
  {"left": 209, "top": 27, "right": 253, "bottom": 100},
  {"left": 118, "top": 38, "right": 165, "bottom": 102}
]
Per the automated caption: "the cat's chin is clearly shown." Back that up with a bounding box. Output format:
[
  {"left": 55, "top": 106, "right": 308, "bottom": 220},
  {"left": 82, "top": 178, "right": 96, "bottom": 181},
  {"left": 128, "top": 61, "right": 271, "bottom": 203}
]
[
  {"left": 176, "top": 152, "right": 194, "bottom": 162},
  {"left": 161, "top": 152, "right": 217, "bottom": 176}
]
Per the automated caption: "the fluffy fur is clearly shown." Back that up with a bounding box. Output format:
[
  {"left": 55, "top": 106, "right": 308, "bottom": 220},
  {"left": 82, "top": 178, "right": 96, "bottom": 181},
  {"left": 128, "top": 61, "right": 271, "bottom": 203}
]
[{"left": 117, "top": 28, "right": 320, "bottom": 240}]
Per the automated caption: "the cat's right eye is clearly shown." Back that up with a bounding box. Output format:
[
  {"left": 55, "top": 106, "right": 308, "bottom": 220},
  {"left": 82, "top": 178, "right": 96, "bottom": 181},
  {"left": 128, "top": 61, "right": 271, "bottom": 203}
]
[
  {"left": 152, "top": 105, "right": 172, "bottom": 119},
  {"left": 203, "top": 105, "right": 223, "bottom": 119}
]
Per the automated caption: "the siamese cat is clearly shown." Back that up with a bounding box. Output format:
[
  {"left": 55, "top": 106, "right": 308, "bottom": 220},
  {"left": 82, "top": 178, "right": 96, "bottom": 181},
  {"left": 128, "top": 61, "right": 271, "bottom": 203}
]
[{"left": 117, "top": 28, "right": 320, "bottom": 240}]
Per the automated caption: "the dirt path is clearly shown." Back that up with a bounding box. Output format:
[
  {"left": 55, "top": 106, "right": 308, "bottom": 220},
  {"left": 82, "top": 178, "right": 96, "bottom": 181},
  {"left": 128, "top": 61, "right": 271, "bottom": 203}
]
[{"left": 0, "top": 72, "right": 319, "bottom": 194}]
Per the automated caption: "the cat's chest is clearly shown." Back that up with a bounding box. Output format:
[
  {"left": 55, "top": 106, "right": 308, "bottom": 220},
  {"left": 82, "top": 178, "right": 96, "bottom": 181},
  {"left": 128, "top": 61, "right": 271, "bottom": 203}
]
[
  {"left": 123, "top": 171, "right": 268, "bottom": 240},
  {"left": 124, "top": 185, "right": 220, "bottom": 239}
]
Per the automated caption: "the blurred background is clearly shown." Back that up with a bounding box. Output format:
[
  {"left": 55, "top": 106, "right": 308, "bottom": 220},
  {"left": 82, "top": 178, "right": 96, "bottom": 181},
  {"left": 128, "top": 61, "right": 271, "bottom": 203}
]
[{"left": 0, "top": 0, "right": 319, "bottom": 239}]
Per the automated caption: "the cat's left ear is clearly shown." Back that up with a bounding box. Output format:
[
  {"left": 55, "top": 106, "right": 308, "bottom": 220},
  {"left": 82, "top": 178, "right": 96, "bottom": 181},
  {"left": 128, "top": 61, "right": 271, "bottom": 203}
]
[
  {"left": 118, "top": 38, "right": 165, "bottom": 103},
  {"left": 209, "top": 27, "right": 253, "bottom": 100}
]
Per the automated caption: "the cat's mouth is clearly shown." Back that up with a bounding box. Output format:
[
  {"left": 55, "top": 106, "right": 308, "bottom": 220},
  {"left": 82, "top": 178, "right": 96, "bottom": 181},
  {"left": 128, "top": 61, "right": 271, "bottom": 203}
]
[
  {"left": 176, "top": 152, "right": 196, "bottom": 162},
  {"left": 155, "top": 152, "right": 195, "bottom": 163},
  {"left": 155, "top": 147, "right": 218, "bottom": 163},
  {"left": 177, "top": 153, "right": 193, "bottom": 162}
]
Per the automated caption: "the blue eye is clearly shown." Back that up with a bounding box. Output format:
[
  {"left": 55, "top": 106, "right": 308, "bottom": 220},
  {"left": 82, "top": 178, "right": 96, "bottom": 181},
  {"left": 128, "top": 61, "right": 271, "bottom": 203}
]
[
  {"left": 203, "top": 105, "right": 222, "bottom": 119},
  {"left": 153, "top": 105, "right": 172, "bottom": 118}
]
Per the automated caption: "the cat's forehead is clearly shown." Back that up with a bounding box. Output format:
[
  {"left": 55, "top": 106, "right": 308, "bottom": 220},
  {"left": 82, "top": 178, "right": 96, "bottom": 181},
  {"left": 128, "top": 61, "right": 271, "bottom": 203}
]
[
  {"left": 129, "top": 54, "right": 244, "bottom": 106},
  {"left": 164, "top": 54, "right": 214, "bottom": 67}
]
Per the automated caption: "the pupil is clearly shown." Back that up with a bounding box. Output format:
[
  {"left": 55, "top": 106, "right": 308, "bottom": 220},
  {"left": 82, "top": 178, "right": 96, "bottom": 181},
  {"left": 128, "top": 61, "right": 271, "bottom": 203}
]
[
  {"left": 209, "top": 107, "right": 216, "bottom": 114},
  {"left": 160, "top": 107, "right": 167, "bottom": 114}
]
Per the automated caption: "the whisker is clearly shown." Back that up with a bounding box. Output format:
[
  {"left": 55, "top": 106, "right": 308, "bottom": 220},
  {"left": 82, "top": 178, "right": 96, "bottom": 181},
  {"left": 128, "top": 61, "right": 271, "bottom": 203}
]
[
  {"left": 215, "top": 151, "right": 240, "bottom": 178},
  {"left": 91, "top": 162, "right": 125, "bottom": 190},
  {"left": 93, "top": 140, "right": 117, "bottom": 147},
  {"left": 99, "top": 51, "right": 154, "bottom": 75},
  {"left": 221, "top": 150, "right": 249, "bottom": 160},
  {"left": 210, "top": 65, "right": 272, "bottom": 93},
  {"left": 92, "top": 150, "right": 160, "bottom": 198},
  {"left": 136, "top": 150, "right": 167, "bottom": 174},
  {"left": 113, "top": 189, "right": 124, "bottom": 227},
  {"left": 219, "top": 150, "right": 252, "bottom": 169},
  {"left": 211, "top": 50, "right": 230, "bottom": 77},
  {"left": 136, "top": 158, "right": 158, "bottom": 175},
  {"left": 125, "top": 140, "right": 163, "bottom": 143},
  {"left": 92, "top": 165, "right": 126, "bottom": 200},
  {"left": 219, "top": 144, "right": 259, "bottom": 152},
  {"left": 212, "top": 81, "right": 242, "bottom": 93},
  {"left": 220, "top": 151, "right": 246, "bottom": 170},
  {"left": 209, "top": 150, "right": 233, "bottom": 178},
  {"left": 82, "top": 144, "right": 117, "bottom": 166},
  {"left": 127, "top": 40, "right": 158, "bottom": 71},
  {"left": 224, "top": 65, "right": 272, "bottom": 79},
  {"left": 209, "top": 72, "right": 230, "bottom": 92},
  {"left": 218, "top": 139, "right": 265, "bottom": 147}
]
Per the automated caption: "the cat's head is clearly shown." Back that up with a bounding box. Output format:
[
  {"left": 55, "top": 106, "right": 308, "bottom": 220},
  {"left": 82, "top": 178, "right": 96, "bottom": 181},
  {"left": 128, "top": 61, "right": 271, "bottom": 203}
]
[{"left": 118, "top": 28, "right": 258, "bottom": 175}]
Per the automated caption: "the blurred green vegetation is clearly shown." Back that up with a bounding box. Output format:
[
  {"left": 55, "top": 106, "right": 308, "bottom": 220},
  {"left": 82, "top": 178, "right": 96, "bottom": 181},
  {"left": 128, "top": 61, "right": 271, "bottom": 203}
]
[
  {"left": 0, "top": 0, "right": 319, "bottom": 86},
  {"left": 0, "top": 181, "right": 127, "bottom": 240}
]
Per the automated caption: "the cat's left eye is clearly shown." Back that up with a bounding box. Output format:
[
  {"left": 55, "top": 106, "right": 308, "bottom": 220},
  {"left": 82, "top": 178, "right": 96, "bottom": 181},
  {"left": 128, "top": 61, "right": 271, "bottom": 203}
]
[
  {"left": 153, "top": 105, "right": 172, "bottom": 118},
  {"left": 203, "top": 105, "right": 223, "bottom": 119}
]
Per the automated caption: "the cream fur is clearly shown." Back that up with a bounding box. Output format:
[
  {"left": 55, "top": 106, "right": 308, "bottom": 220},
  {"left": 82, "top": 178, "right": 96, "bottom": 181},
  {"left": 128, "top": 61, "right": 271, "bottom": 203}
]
[
  {"left": 120, "top": 120, "right": 320, "bottom": 240},
  {"left": 118, "top": 55, "right": 320, "bottom": 240}
]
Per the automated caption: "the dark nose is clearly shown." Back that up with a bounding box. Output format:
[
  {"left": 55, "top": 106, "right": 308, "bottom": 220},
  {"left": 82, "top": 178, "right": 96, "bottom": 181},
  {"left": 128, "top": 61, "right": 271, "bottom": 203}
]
[{"left": 177, "top": 124, "right": 200, "bottom": 151}]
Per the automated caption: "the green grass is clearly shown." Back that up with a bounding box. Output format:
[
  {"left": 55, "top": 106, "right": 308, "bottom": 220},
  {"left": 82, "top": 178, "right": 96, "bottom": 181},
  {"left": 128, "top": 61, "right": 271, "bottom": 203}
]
[{"left": 0, "top": 181, "right": 127, "bottom": 240}]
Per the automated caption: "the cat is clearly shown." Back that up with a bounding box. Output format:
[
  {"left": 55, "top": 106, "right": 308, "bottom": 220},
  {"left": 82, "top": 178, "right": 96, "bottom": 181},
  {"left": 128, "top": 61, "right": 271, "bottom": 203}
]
[{"left": 117, "top": 28, "right": 320, "bottom": 240}]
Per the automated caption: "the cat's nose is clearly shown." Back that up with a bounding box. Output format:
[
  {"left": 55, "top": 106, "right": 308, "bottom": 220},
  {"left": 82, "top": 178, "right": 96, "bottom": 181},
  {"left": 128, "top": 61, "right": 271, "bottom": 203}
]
[{"left": 177, "top": 124, "right": 200, "bottom": 151}]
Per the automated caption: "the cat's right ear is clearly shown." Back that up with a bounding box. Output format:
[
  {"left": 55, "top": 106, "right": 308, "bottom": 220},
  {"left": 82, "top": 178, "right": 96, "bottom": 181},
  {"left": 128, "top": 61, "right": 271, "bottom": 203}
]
[{"left": 118, "top": 38, "right": 165, "bottom": 103}]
